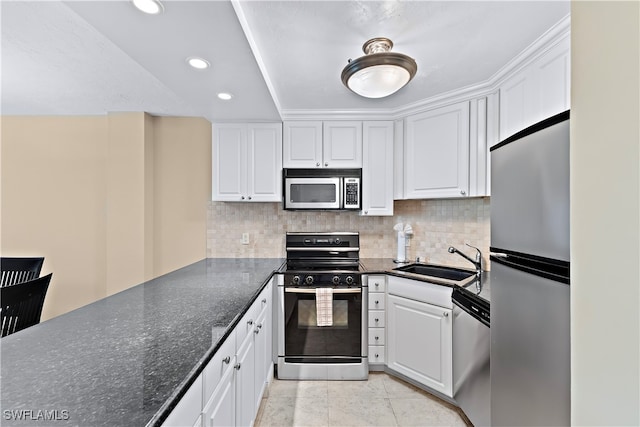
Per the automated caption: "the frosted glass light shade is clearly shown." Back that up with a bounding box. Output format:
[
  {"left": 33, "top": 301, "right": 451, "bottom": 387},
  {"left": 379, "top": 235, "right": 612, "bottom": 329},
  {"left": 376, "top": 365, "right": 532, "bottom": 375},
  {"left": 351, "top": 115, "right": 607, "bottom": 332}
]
[
  {"left": 341, "top": 38, "right": 417, "bottom": 99},
  {"left": 346, "top": 64, "right": 411, "bottom": 99}
]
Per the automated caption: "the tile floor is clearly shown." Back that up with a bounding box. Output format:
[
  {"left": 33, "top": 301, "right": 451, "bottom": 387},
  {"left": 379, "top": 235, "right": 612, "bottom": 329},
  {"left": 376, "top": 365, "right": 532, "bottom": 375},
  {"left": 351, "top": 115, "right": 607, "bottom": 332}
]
[{"left": 254, "top": 372, "right": 471, "bottom": 427}]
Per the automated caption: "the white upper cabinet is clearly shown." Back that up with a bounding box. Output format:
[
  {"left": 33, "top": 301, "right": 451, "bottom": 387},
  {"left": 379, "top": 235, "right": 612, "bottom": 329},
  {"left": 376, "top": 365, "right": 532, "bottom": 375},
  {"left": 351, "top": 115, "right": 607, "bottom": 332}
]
[
  {"left": 282, "top": 121, "right": 323, "bottom": 168},
  {"left": 499, "top": 36, "right": 570, "bottom": 141},
  {"left": 322, "top": 121, "right": 362, "bottom": 168},
  {"left": 361, "top": 121, "right": 394, "bottom": 216},
  {"left": 283, "top": 121, "right": 362, "bottom": 168},
  {"left": 213, "top": 123, "right": 282, "bottom": 202},
  {"left": 404, "top": 101, "right": 470, "bottom": 199}
]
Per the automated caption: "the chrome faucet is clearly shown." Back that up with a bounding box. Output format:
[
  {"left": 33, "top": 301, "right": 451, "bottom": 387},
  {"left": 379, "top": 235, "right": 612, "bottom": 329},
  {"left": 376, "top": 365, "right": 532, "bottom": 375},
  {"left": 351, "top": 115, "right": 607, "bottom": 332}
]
[{"left": 448, "top": 243, "right": 483, "bottom": 277}]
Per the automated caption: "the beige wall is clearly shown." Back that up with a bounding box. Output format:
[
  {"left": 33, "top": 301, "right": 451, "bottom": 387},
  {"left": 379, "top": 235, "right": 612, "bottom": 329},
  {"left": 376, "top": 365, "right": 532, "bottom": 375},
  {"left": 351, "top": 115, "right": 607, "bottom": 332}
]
[
  {"left": 208, "top": 198, "right": 490, "bottom": 270},
  {"left": 1, "top": 114, "right": 211, "bottom": 320},
  {"left": 571, "top": 1, "right": 639, "bottom": 425}
]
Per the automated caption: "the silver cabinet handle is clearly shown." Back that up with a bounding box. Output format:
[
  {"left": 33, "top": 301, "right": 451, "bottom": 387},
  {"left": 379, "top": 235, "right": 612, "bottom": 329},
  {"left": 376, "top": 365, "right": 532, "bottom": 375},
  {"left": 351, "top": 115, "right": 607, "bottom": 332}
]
[
  {"left": 375, "top": 336, "right": 379, "bottom": 341},
  {"left": 247, "top": 320, "right": 253, "bottom": 325},
  {"left": 375, "top": 353, "right": 379, "bottom": 358},
  {"left": 248, "top": 196, "right": 252, "bottom": 200},
  {"left": 443, "top": 312, "right": 449, "bottom": 317},
  {"left": 241, "top": 196, "right": 245, "bottom": 200},
  {"left": 222, "top": 356, "right": 230, "bottom": 364},
  {"left": 316, "top": 162, "right": 320, "bottom": 167},
  {"left": 374, "top": 283, "right": 380, "bottom": 288},
  {"left": 254, "top": 328, "right": 260, "bottom": 334},
  {"left": 257, "top": 323, "right": 263, "bottom": 329},
  {"left": 324, "top": 162, "right": 328, "bottom": 167},
  {"left": 364, "top": 211, "right": 368, "bottom": 215},
  {"left": 262, "top": 298, "right": 267, "bottom": 304},
  {"left": 375, "top": 300, "right": 379, "bottom": 304},
  {"left": 234, "top": 363, "right": 241, "bottom": 370},
  {"left": 374, "top": 318, "right": 379, "bottom": 322},
  {"left": 460, "top": 190, "right": 466, "bottom": 196}
]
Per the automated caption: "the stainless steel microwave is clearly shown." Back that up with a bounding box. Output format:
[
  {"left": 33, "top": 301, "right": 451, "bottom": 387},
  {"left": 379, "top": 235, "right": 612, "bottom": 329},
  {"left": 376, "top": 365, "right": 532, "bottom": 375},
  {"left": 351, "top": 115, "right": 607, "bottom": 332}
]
[{"left": 283, "top": 168, "right": 361, "bottom": 210}]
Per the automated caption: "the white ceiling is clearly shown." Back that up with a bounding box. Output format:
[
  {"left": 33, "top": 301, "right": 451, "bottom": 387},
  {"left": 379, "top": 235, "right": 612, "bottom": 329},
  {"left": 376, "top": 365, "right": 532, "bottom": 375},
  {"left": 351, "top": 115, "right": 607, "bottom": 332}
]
[{"left": 1, "top": 1, "right": 570, "bottom": 123}]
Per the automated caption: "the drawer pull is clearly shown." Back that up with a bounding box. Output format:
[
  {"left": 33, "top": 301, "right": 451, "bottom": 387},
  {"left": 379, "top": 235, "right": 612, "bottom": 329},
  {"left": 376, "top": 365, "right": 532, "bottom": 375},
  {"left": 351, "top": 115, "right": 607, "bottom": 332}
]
[
  {"left": 222, "top": 356, "right": 231, "bottom": 364},
  {"left": 375, "top": 300, "right": 379, "bottom": 304},
  {"left": 234, "top": 363, "right": 241, "bottom": 370},
  {"left": 374, "top": 318, "right": 379, "bottom": 322},
  {"left": 375, "top": 336, "right": 379, "bottom": 341},
  {"left": 262, "top": 298, "right": 267, "bottom": 303},
  {"left": 247, "top": 320, "right": 254, "bottom": 326},
  {"left": 443, "top": 312, "right": 449, "bottom": 317},
  {"left": 375, "top": 354, "right": 379, "bottom": 358}
]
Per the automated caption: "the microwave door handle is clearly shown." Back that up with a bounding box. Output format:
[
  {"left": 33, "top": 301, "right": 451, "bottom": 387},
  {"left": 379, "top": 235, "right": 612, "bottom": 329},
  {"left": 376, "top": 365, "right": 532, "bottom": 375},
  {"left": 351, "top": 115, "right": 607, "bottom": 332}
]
[{"left": 284, "top": 288, "right": 362, "bottom": 294}]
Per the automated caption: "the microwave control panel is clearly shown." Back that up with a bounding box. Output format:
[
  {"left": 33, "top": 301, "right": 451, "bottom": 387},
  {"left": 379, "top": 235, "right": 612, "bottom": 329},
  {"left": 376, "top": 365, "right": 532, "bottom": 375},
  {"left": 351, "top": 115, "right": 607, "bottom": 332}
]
[{"left": 344, "top": 178, "right": 360, "bottom": 209}]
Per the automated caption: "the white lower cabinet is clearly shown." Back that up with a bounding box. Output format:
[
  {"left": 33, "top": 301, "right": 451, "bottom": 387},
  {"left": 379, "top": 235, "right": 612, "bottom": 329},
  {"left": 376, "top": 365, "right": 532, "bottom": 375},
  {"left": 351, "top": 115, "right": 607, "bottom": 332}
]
[
  {"left": 162, "top": 375, "right": 204, "bottom": 427},
  {"left": 165, "top": 280, "right": 273, "bottom": 427},
  {"left": 386, "top": 277, "right": 453, "bottom": 397}
]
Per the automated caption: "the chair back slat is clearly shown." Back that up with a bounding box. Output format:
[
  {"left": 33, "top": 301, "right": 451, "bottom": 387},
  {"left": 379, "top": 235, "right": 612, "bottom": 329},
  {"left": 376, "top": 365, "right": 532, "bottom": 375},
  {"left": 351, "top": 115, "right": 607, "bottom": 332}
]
[
  {"left": 0, "top": 257, "right": 45, "bottom": 287},
  {"left": 1, "top": 273, "right": 52, "bottom": 337}
]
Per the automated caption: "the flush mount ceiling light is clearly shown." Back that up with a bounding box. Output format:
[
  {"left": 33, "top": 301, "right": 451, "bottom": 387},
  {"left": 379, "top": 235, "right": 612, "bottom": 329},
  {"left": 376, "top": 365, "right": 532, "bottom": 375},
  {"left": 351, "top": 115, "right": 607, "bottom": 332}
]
[
  {"left": 132, "top": 0, "right": 163, "bottom": 15},
  {"left": 187, "top": 57, "right": 210, "bottom": 70},
  {"left": 341, "top": 37, "right": 417, "bottom": 99},
  {"left": 217, "top": 92, "right": 233, "bottom": 101}
]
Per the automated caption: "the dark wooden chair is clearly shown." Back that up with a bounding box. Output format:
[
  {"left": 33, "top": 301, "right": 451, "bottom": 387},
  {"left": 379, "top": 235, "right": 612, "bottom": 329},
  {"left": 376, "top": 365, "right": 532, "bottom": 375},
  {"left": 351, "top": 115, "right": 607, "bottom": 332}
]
[
  {"left": 1, "top": 257, "right": 45, "bottom": 287},
  {"left": 1, "top": 273, "right": 52, "bottom": 337}
]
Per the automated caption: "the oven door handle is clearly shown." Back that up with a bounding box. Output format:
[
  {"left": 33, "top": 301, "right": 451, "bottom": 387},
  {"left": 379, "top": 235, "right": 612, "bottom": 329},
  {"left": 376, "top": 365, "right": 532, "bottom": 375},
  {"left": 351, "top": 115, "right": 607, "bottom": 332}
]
[{"left": 284, "top": 287, "right": 361, "bottom": 294}]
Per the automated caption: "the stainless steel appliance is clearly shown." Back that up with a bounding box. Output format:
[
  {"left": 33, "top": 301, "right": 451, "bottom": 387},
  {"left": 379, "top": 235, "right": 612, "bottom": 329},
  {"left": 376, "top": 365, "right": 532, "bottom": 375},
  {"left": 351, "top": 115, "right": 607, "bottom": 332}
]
[
  {"left": 283, "top": 168, "right": 361, "bottom": 210},
  {"left": 490, "top": 110, "right": 570, "bottom": 426},
  {"left": 277, "top": 232, "right": 368, "bottom": 380},
  {"left": 453, "top": 283, "right": 490, "bottom": 427}
]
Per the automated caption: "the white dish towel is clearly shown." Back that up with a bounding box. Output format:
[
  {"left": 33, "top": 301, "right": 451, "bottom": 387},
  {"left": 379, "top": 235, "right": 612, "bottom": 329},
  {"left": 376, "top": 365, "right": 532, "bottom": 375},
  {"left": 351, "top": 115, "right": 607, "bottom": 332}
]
[{"left": 315, "top": 288, "right": 333, "bottom": 327}]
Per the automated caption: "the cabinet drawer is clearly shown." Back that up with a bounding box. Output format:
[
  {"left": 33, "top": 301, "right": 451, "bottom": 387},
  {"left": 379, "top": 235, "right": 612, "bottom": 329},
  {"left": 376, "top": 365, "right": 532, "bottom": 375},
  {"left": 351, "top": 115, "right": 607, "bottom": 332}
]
[
  {"left": 369, "top": 346, "right": 385, "bottom": 363},
  {"left": 387, "top": 276, "right": 453, "bottom": 309},
  {"left": 368, "top": 328, "right": 385, "bottom": 346},
  {"left": 203, "top": 333, "right": 236, "bottom": 400},
  {"left": 367, "top": 275, "right": 386, "bottom": 292},
  {"left": 368, "top": 293, "right": 385, "bottom": 310},
  {"left": 236, "top": 302, "right": 260, "bottom": 350},
  {"left": 369, "top": 311, "right": 386, "bottom": 328}
]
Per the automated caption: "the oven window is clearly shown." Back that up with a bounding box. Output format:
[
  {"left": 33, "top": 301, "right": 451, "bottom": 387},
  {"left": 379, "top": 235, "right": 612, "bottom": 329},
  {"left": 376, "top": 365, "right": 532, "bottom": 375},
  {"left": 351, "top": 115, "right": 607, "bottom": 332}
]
[
  {"left": 297, "top": 300, "right": 348, "bottom": 328},
  {"left": 290, "top": 183, "right": 337, "bottom": 203},
  {"left": 284, "top": 290, "right": 362, "bottom": 359}
]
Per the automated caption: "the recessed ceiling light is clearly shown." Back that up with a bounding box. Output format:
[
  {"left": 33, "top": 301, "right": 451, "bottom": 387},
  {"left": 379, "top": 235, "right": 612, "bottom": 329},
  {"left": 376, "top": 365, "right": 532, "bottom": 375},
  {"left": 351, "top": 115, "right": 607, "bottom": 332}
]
[
  {"left": 132, "top": 0, "right": 163, "bottom": 15},
  {"left": 217, "top": 93, "right": 233, "bottom": 101},
  {"left": 187, "top": 57, "right": 210, "bottom": 70}
]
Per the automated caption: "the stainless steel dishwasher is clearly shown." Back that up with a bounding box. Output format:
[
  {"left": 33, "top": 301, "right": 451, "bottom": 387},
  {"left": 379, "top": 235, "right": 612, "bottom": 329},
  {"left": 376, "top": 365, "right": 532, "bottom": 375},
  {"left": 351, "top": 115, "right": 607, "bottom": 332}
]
[{"left": 452, "top": 284, "right": 490, "bottom": 426}]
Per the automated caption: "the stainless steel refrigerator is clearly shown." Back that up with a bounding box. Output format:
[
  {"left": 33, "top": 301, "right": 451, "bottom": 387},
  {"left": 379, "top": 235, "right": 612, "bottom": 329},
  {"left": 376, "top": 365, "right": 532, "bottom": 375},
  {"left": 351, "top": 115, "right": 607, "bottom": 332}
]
[{"left": 490, "top": 110, "right": 570, "bottom": 426}]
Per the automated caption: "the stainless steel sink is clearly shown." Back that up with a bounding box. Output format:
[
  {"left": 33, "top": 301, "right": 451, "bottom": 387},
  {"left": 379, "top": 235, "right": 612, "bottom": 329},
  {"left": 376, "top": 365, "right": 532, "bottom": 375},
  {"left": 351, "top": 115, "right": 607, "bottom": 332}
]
[{"left": 393, "top": 263, "right": 476, "bottom": 281}]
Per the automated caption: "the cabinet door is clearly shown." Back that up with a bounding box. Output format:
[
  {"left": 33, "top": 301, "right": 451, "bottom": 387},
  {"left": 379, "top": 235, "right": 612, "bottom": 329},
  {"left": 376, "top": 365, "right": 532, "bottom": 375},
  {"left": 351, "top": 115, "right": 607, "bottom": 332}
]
[
  {"left": 212, "top": 124, "right": 247, "bottom": 201},
  {"left": 235, "top": 328, "right": 256, "bottom": 427},
  {"left": 162, "top": 375, "right": 203, "bottom": 427},
  {"left": 247, "top": 124, "right": 282, "bottom": 202},
  {"left": 322, "top": 121, "right": 362, "bottom": 168},
  {"left": 361, "top": 121, "right": 394, "bottom": 216},
  {"left": 534, "top": 36, "right": 570, "bottom": 122},
  {"left": 499, "top": 67, "right": 537, "bottom": 140},
  {"left": 387, "top": 294, "right": 453, "bottom": 397},
  {"left": 283, "top": 121, "right": 323, "bottom": 168},
  {"left": 404, "top": 102, "right": 470, "bottom": 199},
  {"left": 253, "top": 304, "right": 269, "bottom": 414},
  {"left": 203, "top": 358, "right": 236, "bottom": 427}
]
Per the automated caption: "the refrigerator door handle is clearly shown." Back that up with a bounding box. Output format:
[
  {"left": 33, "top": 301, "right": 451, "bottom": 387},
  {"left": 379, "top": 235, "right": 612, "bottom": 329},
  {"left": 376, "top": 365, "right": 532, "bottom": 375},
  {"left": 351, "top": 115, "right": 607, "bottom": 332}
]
[{"left": 490, "top": 252, "right": 508, "bottom": 258}]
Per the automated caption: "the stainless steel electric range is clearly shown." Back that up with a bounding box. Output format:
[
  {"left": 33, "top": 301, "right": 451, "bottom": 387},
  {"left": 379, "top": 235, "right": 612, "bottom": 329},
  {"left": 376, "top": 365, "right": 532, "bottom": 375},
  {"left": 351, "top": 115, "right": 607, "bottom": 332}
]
[{"left": 277, "top": 232, "right": 368, "bottom": 380}]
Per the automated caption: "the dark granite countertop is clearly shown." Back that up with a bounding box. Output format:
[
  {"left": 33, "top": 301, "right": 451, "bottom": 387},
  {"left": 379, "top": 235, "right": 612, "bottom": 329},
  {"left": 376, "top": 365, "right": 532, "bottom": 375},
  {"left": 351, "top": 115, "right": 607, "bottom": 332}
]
[{"left": 0, "top": 258, "right": 284, "bottom": 427}]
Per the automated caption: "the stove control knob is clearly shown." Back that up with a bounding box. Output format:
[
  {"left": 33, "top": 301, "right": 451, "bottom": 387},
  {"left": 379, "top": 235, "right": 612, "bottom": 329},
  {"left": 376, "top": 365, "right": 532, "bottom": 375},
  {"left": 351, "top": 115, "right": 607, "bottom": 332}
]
[
  {"left": 335, "top": 238, "right": 340, "bottom": 245},
  {"left": 305, "top": 275, "right": 314, "bottom": 285},
  {"left": 292, "top": 275, "right": 301, "bottom": 285},
  {"left": 345, "top": 276, "right": 354, "bottom": 285},
  {"left": 332, "top": 275, "right": 341, "bottom": 285}
]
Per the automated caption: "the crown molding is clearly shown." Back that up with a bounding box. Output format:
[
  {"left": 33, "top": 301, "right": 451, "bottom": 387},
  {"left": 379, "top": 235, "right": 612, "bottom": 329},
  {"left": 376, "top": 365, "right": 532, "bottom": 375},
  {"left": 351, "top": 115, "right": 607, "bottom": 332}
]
[{"left": 281, "top": 14, "right": 571, "bottom": 122}]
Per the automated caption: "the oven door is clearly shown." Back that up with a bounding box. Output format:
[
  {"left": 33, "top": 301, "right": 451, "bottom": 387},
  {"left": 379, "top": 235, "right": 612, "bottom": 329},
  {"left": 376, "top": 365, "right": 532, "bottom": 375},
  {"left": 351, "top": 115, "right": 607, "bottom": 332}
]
[
  {"left": 284, "top": 177, "right": 341, "bottom": 210},
  {"left": 281, "top": 286, "right": 364, "bottom": 363}
]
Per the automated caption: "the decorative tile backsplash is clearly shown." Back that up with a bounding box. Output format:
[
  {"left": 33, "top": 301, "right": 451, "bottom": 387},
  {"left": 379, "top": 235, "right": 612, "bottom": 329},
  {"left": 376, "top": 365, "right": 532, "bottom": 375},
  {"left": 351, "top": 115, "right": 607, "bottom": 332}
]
[{"left": 207, "top": 198, "right": 491, "bottom": 270}]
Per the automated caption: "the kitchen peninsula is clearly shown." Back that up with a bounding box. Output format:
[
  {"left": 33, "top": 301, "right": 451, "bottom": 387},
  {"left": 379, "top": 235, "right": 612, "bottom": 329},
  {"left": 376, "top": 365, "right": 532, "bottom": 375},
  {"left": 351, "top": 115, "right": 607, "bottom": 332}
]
[{"left": 0, "top": 259, "right": 283, "bottom": 427}]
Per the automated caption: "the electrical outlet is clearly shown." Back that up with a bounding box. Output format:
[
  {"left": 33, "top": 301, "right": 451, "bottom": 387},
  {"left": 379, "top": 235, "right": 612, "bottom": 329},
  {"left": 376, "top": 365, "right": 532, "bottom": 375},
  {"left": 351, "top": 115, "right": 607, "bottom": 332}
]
[{"left": 241, "top": 233, "right": 250, "bottom": 245}]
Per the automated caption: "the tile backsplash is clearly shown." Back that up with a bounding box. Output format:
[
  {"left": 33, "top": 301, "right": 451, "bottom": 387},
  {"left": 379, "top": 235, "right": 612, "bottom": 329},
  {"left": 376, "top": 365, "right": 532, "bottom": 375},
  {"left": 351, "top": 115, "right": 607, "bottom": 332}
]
[{"left": 207, "top": 198, "right": 490, "bottom": 270}]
